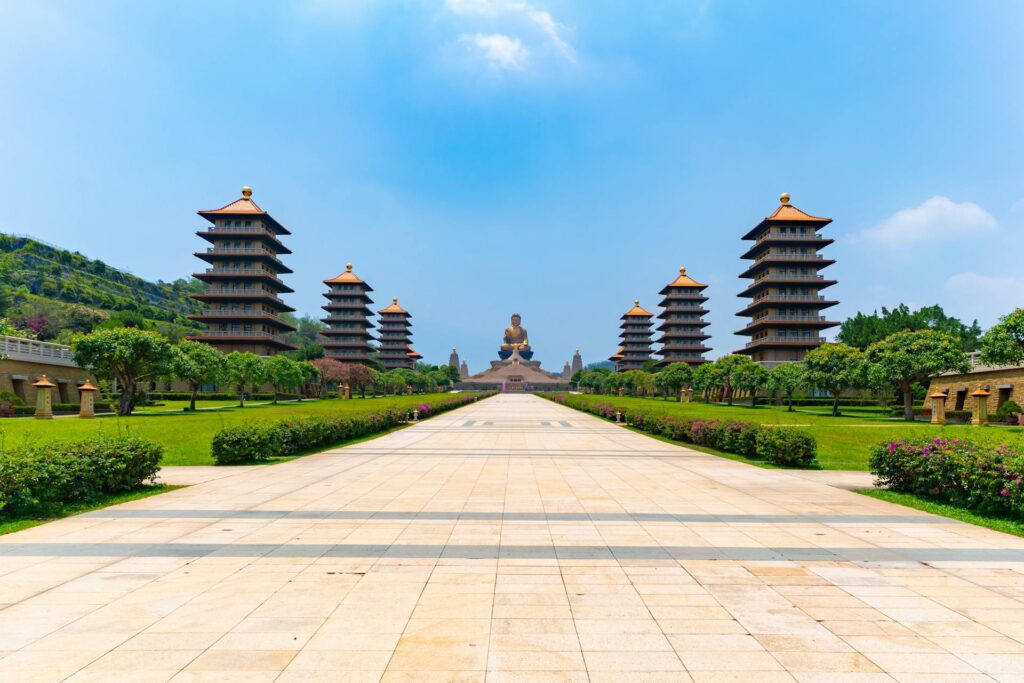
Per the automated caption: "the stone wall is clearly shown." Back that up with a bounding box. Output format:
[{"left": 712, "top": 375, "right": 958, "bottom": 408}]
[
  {"left": 930, "top": 365, "right": 1024, "bottom": 413},
  {"left": 0, "top": 357, "right": 95, "bottom": 405}
]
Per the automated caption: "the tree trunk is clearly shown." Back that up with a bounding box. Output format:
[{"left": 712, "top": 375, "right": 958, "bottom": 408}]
[
  {"left": 189, "top": 384, "right": 198, "bottom": 412},
  {"left": 119, "top": 380, "right": 134, "bottom": 416},
  {"left": 901, "top": 380, "right": 914, "bottom": 421},
  {"left": 832, "top": 393, "right": 840, "bottom": 417},
  {"left": 787, "top": 393, "right": 794, "bottom": 412},
  {"left": 272, "top": 385, "right": 279, "bottom": 404},
  {"left": 751, "top": 390, "right": 758, "bottom": 408},
  {"left": 726, "top": 385, "right": 733, "bottom": 406},
  {"left": 238, "top": 384, "right": 245, "bottom": 407}
]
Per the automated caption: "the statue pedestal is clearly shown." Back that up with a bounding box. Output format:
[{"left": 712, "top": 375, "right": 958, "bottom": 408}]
[{"left": 498, "top": 348, "right": 533, "bottom": 361}]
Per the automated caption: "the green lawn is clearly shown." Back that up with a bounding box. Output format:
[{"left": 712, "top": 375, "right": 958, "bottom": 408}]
[
  {"left": 0, "top": 394, "right": 459, "bottom": 466},
  {"left": 858, "top": 489, "right": 1024, "bottom": 539},
  {"left": 0, "top": 485, "right": 181, "bottom": 536},
  {"left": 557, "top": 394, "right": 1024, "bottom": 470}
]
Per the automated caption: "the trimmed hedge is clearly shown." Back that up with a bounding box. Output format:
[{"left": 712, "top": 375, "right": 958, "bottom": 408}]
[
  {"left": 871, "top": 437, "right": 1024, "bottom": 516},
  {"left": 212, "top": 393, "right": 494, "bottom": 464},
  {"left": 540, "top": 394, "right": 819, "bottom": 468},
  {"left": 0, "top": 436, "right": 162, "bottom": 516}
]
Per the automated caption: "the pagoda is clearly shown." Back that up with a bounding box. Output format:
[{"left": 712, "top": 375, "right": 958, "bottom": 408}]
[
  {"left": 570, "top": 348, "right": 583, "bottom": 376},
  {"left": 655, "top": 267, "right": 711, "bottom": 366},
  {"left": 320, "top": 263, "right": 375, "bottom": 365},
  {"left": 736, "top": 193, "right": 838, "bottom": 365},
  {"left": 378, "top": 298, "right": 419, "bottom": 370},
  {"left": 614, "top": 301, "right": 654, "bottom": 371},
  {"left": 189, "top": 186, "right": 297, "bottom": 354}
]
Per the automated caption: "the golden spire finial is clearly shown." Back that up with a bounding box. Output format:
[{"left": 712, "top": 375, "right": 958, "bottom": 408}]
[
  {"left": 241, "top": 186, "right": 253, "bottom": 198},
  {"left": 634, "top": 299, "right": 639, "bottom": 306},
  {"left": 345, "top": 263, "right": 352, "bottom": 272},
  {"left": 780, "top": 192, "right": 790, "bottom": 205},
  {"left": 679, "top": 267, "right": 686, "bottom": 275},
  {"left": 393, "top": 297, "right": 398, "bottom": 304}
]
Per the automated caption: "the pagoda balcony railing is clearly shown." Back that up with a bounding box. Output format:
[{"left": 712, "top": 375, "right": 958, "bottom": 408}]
[
  {"left": 203, "top": 269, "right": 287, "bottom": 285},
  {"left": 748, "top": 315, "right": 827, "bottom": 324},
  {"left": 663, "top": 305, "right": 707, "bottom": 311},
  {"left": 204, "top": 247, "right": 282, "bottom": 257},
  {"left": 662, "top": 342, "right": 708, "bottom": 348},
  {"left": 194, "top": 330, "right": 287, "bottom": 340},
  {"left": 755, "top": 231, "right": 823, "bottom": 244},
  {"left": 205, "top": 225, "right": 273, "bottom": 235},
  {"left": 196, "top": 310, "right": 287, "bottom": 320},
  {"left": 746, "top": 336, "right": 823, "bottom": 347},
  {"left": 751, "top": 294, "right": 827, "bottom": 303},
  {"left": 199, "top": 287, "right": 284, "bottom": 300},
  {"left": 1, "top": 335, "right": 77, "bottom": 367},
  {"left": 755, "top": 252, "right": 827, "bottom": 263},
  {"left": 754, "top": 274, "right": 825, "bottom": 282}
]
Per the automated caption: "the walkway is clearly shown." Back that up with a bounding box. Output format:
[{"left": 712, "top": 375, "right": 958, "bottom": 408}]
[{"left": 2, "top": 394, "right": 1024, "bottom": 681}]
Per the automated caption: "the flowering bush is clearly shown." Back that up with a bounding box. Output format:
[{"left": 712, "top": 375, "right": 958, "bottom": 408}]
[
  {"left": 414, "top": 403, "right": 431, "bottom": 416},
  {"left": 871, "top": 437, "right": 1024, "bottom": 515},
  {"left": 537, "top": 393, "right": 817, "bottom": 467}
]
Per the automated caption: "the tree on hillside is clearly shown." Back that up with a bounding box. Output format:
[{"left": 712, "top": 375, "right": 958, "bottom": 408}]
[
  {"left": 802, "top": 343, "right": 862, "bottom": 417},
  {"left": 713, "top": 355, "right": 759, "bottom": 406},
  {"left": 767, "top": 362, "right": 805, "bottom": 412},
  {"left": 264, "top": 354, "right": 304, "bottom": 403},
  {"left": 865, "top": 329, "right": 971, "bottom": 421},
  {"left": 73, "top": 328, "right": 174, "bottom": 415},
  {"left": 170, "top": 340, "right": 227, "bottom": 411},
  {"left": 733, "top": 361, "right": 770, "bottom": 407},
  {"left": 225, "top": 351, "right": 267, "bottom": 407},
  {"left": 690, "top": 362, "right": 722, "bottom": 403},
  {"left": 653, "top": 363, "right": 693, "bottom": 400},
  {"left": 839, "top": 304, "right": 981, "bottom": 351},
  {"left": 980, "top": 308, "right": 1024, "bottom": 366}
]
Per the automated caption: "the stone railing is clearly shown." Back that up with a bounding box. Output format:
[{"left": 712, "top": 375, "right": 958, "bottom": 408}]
[
  {"left": 1, "top": 336, "right": 79, "bottom": 367},
  {"left": 746, "top": 336, "right": 823, "bottom": 347}
]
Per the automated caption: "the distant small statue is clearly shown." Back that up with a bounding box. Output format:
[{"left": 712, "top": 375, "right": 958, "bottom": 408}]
[{"left": 499, "top": 313, "right": 533, "bottom": 360}]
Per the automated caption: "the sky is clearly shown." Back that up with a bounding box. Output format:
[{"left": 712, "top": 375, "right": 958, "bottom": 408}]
[{"left": 2, "top": 0, "right": 1023, "bottom": 372}]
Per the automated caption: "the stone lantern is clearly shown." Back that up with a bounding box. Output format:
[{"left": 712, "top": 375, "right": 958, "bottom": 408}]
[
  {"left": 78, "top": 381, "right": 99, "bottom": 418},
  {"left": 928, "top": 389, "right": 947, "bottom": 425},
  {"left": 32, "top": 375, "right": 56, "bottom": 419},
  {"left": 341, "top": 384, "right": 350, "bottom": 400},
  {"left": 970, "top": 387, "right": 991, "bottom": 426}
]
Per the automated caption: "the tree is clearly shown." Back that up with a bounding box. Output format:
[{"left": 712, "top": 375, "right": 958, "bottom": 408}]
[
  {"left": 72, "top": 328, "right": 174, "bottom": 415},
  {"left": 264, "top": 355, "right": 304, "bottom": 403},
  {"left": 980, "top": 308, "right": 1024, "bottom": 366},
  {"left": 621, "top": 370, "right": 653, "bottom": 396},
  {"left": 733, "top": 362, "right": 770, "bottom": 407},
  {"left": 225, "top": 351, "right": 266, "bottom": 407},
  {"left": 767, "top": 362, "right": 805, "bottom": 412},
  {"left": 713, "top": 355, "right": 759, "bottom": 406},
  {"left": 865, "top": 330, "right": 971, "bottom": 421},
  {"left": 839, "top": 304, "right": 981, "bottom": 351},
  {"left": 170, "top": 340, "right": 227, "bottom": 411},
  {"left": 690, "top": 362, "right": 722, "bottom": 402},
  {"left": 653, "top": 363, "right": 693, "bottom": 400},
  {"left": 802, "top": 344, "right": 862, "bottom": 416},
  {"left": 295, "top": 342, "right": 325, "bottom": 361}
]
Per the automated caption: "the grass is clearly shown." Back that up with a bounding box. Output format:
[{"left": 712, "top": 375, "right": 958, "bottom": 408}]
[
  {"left": 0, "top": 484, "right": 181, "bottom": 536},
  {"left": 0, "top": 394, "right": 459, "bottom": 466},
  {"left": 857, "top": 488, "right": 1024, "bottom": 539},
  {"left": 557, "top": 394, "right": 1024, "bottom": 470}
]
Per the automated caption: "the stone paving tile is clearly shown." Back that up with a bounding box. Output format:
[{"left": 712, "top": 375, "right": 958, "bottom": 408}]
[{"left": 1, "top": 394, "right": 1024, "bottom": 680}]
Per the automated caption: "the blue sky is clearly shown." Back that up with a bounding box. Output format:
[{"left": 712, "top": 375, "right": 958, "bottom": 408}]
[{"left": 2, "top": 0, "right": 1023, "bottom": 371}]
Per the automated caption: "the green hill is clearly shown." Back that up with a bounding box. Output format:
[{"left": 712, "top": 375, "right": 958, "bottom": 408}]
[{"left": 0, "top": 234, "right": 204, "bottom": 342}]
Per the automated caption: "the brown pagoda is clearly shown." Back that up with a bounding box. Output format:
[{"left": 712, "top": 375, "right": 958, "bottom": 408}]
[
  {"left": 655, "top": 267, "right": 711, "bottom": 366},
  {"left": 320, "top": 264, "right": 375, "bottom": 364},
  {"left": 614, "top": 301, "right": 655, "bottom": 371},
  {"left": 378, "top": 298, "right": 420, "bottom": 370},
  {"left": 189, "top": 186, "right": 297, "bottom": 354},
  {"left": 736, "top": 193, "right": 838, "bottom": 365}
]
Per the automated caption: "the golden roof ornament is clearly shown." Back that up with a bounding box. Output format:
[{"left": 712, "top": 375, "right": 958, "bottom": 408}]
[
  {"left": 680, "top": 267, "right": 686, "bottom": 275},
  {"left": 780, "top": 192, "right": 790, "bottom": 205},
  {"left": 346, "top": 263, "right": 353, "bottom": 272},
  {"left": 241, "top": 186, "right": 253, "bottom": 199}
]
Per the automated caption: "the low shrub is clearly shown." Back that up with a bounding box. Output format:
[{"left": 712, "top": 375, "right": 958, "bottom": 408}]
[
  {"left": 996, "top": 400, "right": 1023, "bottom": 424},
  {"left": 0, "top": 436, "right": 162, "bottom": 516},
  {"left": 870, "top": 437, "right": 1024, "bottom": 516},
  {"left": 211, "top": 393, "right": 493, "bottom": 464},
  {"left": 540, "top": 393, "right": 818, "bottom": 468}
]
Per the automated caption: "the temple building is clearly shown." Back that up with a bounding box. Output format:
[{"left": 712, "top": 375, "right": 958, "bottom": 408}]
[
  {"left": 189, "top": 186, "right": 297, "bottom": 354},
  {"left": 449, "top": 348, "right": 461, "bottom": 369},
  {"left": 459, "top": 313, "right": 569, "bottom": 391},
  {"left": 614, "top": 301, "right": 655, "bottom": 371},
  {"left": 736, "top": 193, "right": 839, "bottom": 366},
  {"left": 562, "top": 362, "right": 571, "bottom": 379},
  {"left": 571, "top": 349, "right": 583, "bottom": 376},
  {"left": 655, "top": 267, "right": 711, "bottom": 366},
  {"left": 378, "top": 298, "right": 419, "bottom": 370},
  {"left": 320, "top": 263, "right": 375, "bottom": 365},
  {"left": 460, "top": 360, "right": 469, "bottom": 378}
]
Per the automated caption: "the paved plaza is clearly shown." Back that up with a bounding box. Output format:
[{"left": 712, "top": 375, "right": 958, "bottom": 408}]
[{"left": 2, "top": 394, "right": 1024, "bottom": 681}]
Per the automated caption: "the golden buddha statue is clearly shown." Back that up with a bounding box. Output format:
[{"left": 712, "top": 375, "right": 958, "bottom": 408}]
[{"left": 499, "top": 313, "right": 533, "bottom": 360}]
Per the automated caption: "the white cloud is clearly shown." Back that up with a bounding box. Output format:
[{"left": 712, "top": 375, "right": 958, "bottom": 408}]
[
  {"left": 444, "top": 0, "right": 575, "bottom": 65},
  {"left": 945, "top": 272, "right": 1024, "bottom": 295},
  {"left": 857, "top": 196, "right": 998, "bottom": 246},
  {"left": 458, "top": 33, "right": 529, "bottom": 70}
]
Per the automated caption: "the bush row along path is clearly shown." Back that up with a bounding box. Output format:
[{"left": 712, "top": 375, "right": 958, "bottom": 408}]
[{"left": 1, "top": 394, "right": 1023, "bottom": 680}]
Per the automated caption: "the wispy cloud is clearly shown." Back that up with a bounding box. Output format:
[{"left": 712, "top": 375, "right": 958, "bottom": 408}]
[
  {"left": 856, "top": 196, "right": 997, "bottom": 247},
  {"left": 458, "top": 33, "right": 529, "bottom": 70},
  {"left": 945, "top": 272, "right": 1024, "bottom": 294},
  {"left": 445, "top": 0, "right": 576, "bottom": 71}
]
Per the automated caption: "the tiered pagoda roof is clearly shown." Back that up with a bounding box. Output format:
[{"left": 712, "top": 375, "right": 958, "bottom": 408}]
[
  {"left": 735, "top": 193, "right": 839, "bottom": 365},
  {"left": 655, "top": 267, "right": 711, "bottom": 367},
  {"left": 613, "top": 301, "right": 654, "bottom": 371},
  {"left": 320, "top": 263, "right": 375, "bottom": 365},
  {"left": 378, "top": 298, "right": 419, "bottom": 370},
  {"left": 189, "top": 186, "right": 297, "bottom": 354}
]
